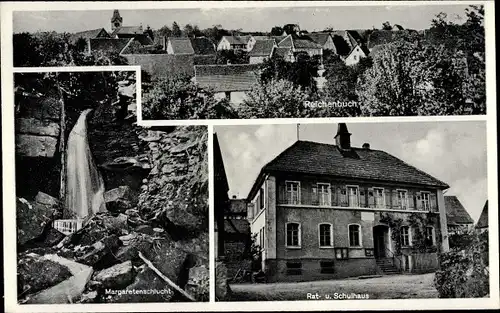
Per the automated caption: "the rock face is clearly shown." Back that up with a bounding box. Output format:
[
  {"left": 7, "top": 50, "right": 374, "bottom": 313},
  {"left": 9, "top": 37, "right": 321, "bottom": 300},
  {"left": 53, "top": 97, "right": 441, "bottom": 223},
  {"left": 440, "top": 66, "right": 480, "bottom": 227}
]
[
  {"left": 93, "top": 261, "right": 135, "bottom": 289},
  {"left": 111, "top": 267, "right": 174, "bottom": 303},
  {"left": 75, "top": 235, "right": 121, "bottom": 267},
  {"left": 17, "top": 198, "right": 55, "bottom": 246},
  {"left": 104, "top": 186, "right": 135, "bottom": 212},
  {"left": 16, "top": 134, "right": 58, "bottom": 158},
  {"left": 215, "top": 261, "right": 229, "bottom": 301},
  {"left": 18, "top": 253, "right": 72, "bottom": 296},
  {"left": 186, "top": 265, "right": 209, "bottom": 301}
]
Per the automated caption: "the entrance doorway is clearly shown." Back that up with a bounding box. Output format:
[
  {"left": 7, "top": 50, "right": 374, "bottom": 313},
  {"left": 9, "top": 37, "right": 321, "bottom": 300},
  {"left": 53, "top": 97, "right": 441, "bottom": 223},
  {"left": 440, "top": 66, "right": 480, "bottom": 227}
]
[{"left": 373, "top": 225, "right": 390, "bottom": 259}]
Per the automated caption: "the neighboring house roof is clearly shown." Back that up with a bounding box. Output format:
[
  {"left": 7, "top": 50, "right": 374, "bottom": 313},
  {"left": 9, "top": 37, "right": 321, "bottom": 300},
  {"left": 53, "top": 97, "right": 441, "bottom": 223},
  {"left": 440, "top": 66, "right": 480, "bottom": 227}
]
[
  {"left": 89, "top": 38, "right": 132, "bottom": 54},
  {"left": 277, "top": 34, "right": 322, "bottom": 50},
  {"left": 345, "top": 44, "right": 370, "bottom": 59},
  {"left": 133, "top": 34, "right": 154, "bottom": 46},
  {"left": 190, "top": 37, "right": 215, "bottom": 55},
  {"left": 228, "top": 199, "right": 247, "bottom": 215},
  {"left": 71, "top": 28, "right": 110, "bottom": 43},
  {"left": 168, "top": 38, "right": 195, "bottom": 55},
  {"left": 122, "top": 54, "right": 195, "bottom": 79},
  {"left": 476, "top": 201, "right": 488, "bottom": 229},
  {"left": 274, "top": 47, "right": 293, "bottom": 58},
  {"left": 307, "top": 33, "right": 332, "bottom": 47},
  {"left": 248, "top": 39, "right": 275, "bottom": 57},
  {"left": 331, "top": 30, "right": 358, "bottom": 49},
  {"left": 111, "top": 26, "right": 144, "bottom": 37},
  {"left": 194, "top": 64, "right": 260, "bottom": 93},
  {"left": 444, "top": 196, "right": 474, "bottom": 226},
  {"left": 346, "top": 30, "right": 366, "bottom": 45},
  {"left": 222, "top": 35, "right": 252, "bottom": 46},
  {"left": 224, "top": 219, "right": 250, "bottom": 234},
  {"left": 331, "top": 34, "right": 352, "bottom": 56},
  {"left": 248, "top": 140, "right": 449, "bottom": 199}
]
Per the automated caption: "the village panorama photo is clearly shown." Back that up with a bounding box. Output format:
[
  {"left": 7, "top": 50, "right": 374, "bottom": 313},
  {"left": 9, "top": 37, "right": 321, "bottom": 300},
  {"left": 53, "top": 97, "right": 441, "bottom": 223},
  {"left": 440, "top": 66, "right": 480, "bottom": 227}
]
[
  {"left": 13, "top": 70, "right": 209, "bottom": 304},
  {"left": 214, "top": 122, "right": 489, "bottom": 301},
  {"left": 12, "top": 3, "right": 486, "bottom": 120}
]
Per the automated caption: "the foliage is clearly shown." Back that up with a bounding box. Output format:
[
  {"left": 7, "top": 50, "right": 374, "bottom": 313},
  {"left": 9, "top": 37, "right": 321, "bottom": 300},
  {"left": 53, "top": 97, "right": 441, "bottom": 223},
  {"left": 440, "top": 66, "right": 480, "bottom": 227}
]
[
  {"left": 183, "top": 24, "right": 203, "bottom": 38},
  {"left": 382, "top": 21, "right": 393, "bottom": 30},
  {"left": 141, "top": 75, "right": 238, "bottom": 120},
  {"left": 449, "top": 230, "right": 476, "bottom": 251},
  {"left": 239, "top": 78, "right": 315, "bottom": 118},
  {"left": 215, "top": 49, "right": 249, "bottom": 65},
  {"left": 408, "top": 212, "right": 439, "bottom": 253},
  {"left": 379, "top": 213, "right": 404, "bottom": 255},
  {"left": 434, "top": 232, "right": 489, "bottom": 298},
  {"left": 171, "top": 21, "right": 182, "bottom": 37},
  {"left": 270, "top": 26, "right": 284, "bottom": 36}
]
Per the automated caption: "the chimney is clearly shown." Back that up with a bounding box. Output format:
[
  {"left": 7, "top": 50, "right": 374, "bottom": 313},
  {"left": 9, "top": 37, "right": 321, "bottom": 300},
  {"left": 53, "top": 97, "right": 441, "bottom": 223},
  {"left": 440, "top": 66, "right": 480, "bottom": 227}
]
[
  {"left": 362, "top": 143, "right": 370, "bottom": 149},
  {"left": 335, "top": 123, "right": 351, "bottom": 150}
]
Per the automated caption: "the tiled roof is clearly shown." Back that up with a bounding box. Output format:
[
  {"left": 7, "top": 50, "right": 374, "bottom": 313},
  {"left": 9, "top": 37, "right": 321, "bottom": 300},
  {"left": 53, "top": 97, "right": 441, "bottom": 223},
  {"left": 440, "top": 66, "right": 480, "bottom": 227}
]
[
  {"left": 71, "top": 28, "right": 109, "bottom": 42},
  {"left": 476, "top": 201, "right": 488, "bottom": 229},
  {"left": 190, "top": 37, "right": 215, "bottom": 55},
  {"left": 89, "top": 38, "right": 132, "bottom": 54},
  {"left": 223, "top": 35, "right": 252, "bottom": 45},
  {"left": 134, "top": 34, "right": 154, "bottom": 46},
  {"left": 194, "top": 64, "right": 260, "bottom": 92},
  {"left": 111, "top": 26, "right": 143, "bottom": 37},
  {"left": 307, "top": 33, "right": 332, "bottom": 46},
  {"left": 168, "top": 38, "right": 195, "bottom": 54},
  {"left": 248, "top": 39, "right": 275, "bottom": 56},
  {"left": 274, "top": 47, "right": 292, "bottom": 58},
  {"left": 122, "top": 54, "right": 194, "bottom": 79},
  {"left": 331, "top": 34, "right": 352, "bottom": 56},
  {"left": 444, "top": 196, "right": 474, "bottom": 225},
  {"left": 277, "top": 34, "right": 322, "bottom": 50},
  {"left": 261, "top": 140, "right": 449, "bottom": 189}
]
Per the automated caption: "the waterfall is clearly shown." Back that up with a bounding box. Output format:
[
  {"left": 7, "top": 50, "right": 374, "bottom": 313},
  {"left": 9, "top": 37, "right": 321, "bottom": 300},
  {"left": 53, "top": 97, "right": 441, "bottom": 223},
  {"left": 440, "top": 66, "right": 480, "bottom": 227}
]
[{"left": 65, "top": 109, "right": 106, "bottom": 219}]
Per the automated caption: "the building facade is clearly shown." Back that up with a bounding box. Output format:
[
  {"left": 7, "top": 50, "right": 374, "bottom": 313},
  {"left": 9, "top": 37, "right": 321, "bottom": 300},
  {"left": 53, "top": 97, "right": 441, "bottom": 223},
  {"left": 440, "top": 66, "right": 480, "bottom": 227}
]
[{"left": 246, "top": 124, "right": 450, "bottom": 282}]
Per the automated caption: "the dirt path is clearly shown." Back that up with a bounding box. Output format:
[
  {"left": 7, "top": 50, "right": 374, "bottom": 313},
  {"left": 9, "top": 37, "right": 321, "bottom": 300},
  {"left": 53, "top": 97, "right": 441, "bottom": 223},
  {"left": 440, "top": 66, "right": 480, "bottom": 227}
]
[{"left": 228, "top": 273, "right": 439, "bottom": 301}]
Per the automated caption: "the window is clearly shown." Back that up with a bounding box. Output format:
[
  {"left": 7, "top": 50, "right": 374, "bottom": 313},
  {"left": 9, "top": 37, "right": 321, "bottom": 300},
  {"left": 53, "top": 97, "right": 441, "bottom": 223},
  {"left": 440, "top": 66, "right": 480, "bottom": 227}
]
[
  {"left": 335, "top": 247, "right": 349, "bottom": 260},
  {"left": 347, "top": 186, "right": 360, "bottom": 207},
  {"left": 348, "top": 224, "right": 361, "bottom": 247},
  {"left": 286, "top": 262, "right": 302, "bottom": 275},
  {"left": 425, "top": 227, "right": 435, "bottom": 246},
  {"left": 401, "top": 226, "right": 411, "bottom": 246},
  {"left": 286, "top": 222, "right": 301, "bottom": 248},
  {"left": 421, "top": 192, "right": 431, "bottom": 210},
  {"left": 317, "top": 183, "right": 331, "bottom": 206},
  {"left": 397, "top": 190, "right": 408, "bottom": 210},
  {"left": 374, "top": 188, "right": 385, "bottom": 208},
  {"left": 286, "top": 181, "right": 300, "bottom": 205},
  {"left": 259, "top": 187, "right": 264, "bottom": 210},
  {"left": 318, "top": 223, "right": 333, "bottom": 247},
  {"left": 320, "top": 261, "right": 335, "bottom": 274}
]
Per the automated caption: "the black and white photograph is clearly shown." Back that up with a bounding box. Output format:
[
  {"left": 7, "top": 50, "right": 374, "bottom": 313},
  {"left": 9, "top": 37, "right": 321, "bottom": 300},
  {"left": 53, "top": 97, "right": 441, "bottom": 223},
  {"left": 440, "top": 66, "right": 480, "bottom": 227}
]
[
  {"left": 11, "top": 4, "right": 486, "bottom": 120},
  {"left": 214, "top": 121, "right": 489, "bottom": 301},
  {"left": 13, "top": 70, "right": 209, "bottom": 304}
]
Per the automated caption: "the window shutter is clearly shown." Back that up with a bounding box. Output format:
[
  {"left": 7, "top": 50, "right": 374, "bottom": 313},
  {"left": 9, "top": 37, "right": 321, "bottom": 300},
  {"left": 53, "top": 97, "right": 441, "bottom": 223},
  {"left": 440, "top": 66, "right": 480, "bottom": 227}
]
[
  {"left": 360, "top": 188, "right": 366, "bottom": 207},
  {"left": 368, "top": 188, "right": 374, "bottom": 208},
  {"left": 408, "top": 190, "right": 415, "bottom": 210},
  {"left": 416, "top": 192, "right": 422, "bottom": 210},
  {"left": 331, "top": 185, "right": 337, "bottom": 206},
  {"left": 340, "top": 186, "right": 348, "bottom": 207},
  {"left": 430, "top": 193, "right": 437, "bottom": 212},
  {"left": 278, "top": 183, "right": 285, "bottom": 204},
  {"left": 384, "top": 189, "right": 391, "bottom": 209},
  {"left": 312, "top": 184, "right": 318, "bottom": 206},
  {"left": 392, "top": 190, "right": 399, "bottom": 209}
]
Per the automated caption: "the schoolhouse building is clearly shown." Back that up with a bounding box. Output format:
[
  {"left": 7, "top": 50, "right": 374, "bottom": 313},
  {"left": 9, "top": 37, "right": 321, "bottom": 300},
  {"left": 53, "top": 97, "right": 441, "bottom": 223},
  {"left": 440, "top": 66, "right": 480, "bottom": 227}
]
[{"left": 246, "top": 123, "right": 450, "bottom": 282}]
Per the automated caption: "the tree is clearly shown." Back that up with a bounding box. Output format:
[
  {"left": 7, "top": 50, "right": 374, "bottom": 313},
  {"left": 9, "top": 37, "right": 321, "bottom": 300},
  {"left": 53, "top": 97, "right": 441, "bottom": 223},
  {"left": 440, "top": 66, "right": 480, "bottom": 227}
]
[
  {"left": 270, "top": 26, "right": 284, "bottom": 36},
  {"left": 172, "top": 22, "right": 182, "bottom": 37},
  {"left": 239, "top": 79, "right": 313, "bottom": 118},
  {"left": 215, "top": 49, "right": 249, "bottom": 65},
  {"left": 382, "top": 21, "right": 392, "bottom": 30},
  {"left": 156, "top": 25, "right": 172, "bottom": 38},
  {"left": 183, "top": 24, "right": 203, "bottom": 38},
  {"left": 141, "top": 75, "right": 238, "bottom": 120}
]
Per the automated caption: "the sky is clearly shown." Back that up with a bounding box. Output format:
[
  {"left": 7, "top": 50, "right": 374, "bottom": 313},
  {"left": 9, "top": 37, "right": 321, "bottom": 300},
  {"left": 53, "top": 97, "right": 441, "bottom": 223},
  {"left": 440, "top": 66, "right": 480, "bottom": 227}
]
[
  {"left": 13, "top": 4, "right": 472, "bottom": 34},
  {"left": 215, "top": 121, "right": 488, "bottom": 223}
]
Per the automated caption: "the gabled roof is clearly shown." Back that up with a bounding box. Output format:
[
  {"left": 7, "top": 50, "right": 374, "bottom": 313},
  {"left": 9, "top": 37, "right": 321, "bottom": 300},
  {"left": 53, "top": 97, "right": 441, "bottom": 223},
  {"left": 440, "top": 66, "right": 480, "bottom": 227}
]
[
  {"left": 248, "top": 39, "right": 275, "bottom": 57},
  {"left": 222, "top": 35, "right": 252, "bottom": 45},
  {"left": 331, "top": 30, "right": 358, "bottom": 49},
  {"left": 111, "top": 26, "right": 143, "bottom": 37},
  {"left": 307, "top": 33, "right": 333, "bottom": 46},
  {"left": 133, "top": 34, "right": 154, "bottom": 46},
  {"left": 444, "top": 196, "right": 474, "bottom": 225},
  {"left": 274, "top": 47, "right": 293, "bottom": 58},
  {"left": 89, "top": 38, "right": 132, "bottom": 54},
  {"left": 168, "top": 38, "right": 195, "bottom": 55},
  {"left": 190, "top": 37, "right": 215, "bottom": 55},
  {"left": 248, "top": 140, "right": 449, "bottom": 200},
  {"left": 277, "top": 34, "right": 322, "bottom": 50},
  {"left": 71, "top": 28, "right": 110, "bottom": 43},
  {"left": 476, "top": 201, "right": 488, "bottom": 229},
  {"left": 194, "top": 64, "right": 260, "bottom": 93}
]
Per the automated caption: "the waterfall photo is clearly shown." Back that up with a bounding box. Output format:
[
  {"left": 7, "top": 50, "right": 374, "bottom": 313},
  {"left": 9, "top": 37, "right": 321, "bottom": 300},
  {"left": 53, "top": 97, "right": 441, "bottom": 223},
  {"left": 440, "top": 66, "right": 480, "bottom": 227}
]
[{"left": 13, "top": 70, "right": 209, "bottom": 304}]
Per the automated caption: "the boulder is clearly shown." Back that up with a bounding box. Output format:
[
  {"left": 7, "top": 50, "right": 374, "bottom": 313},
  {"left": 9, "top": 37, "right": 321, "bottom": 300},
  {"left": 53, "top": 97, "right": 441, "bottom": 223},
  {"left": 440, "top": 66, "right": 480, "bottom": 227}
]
[
  {"left": 75, "top": 235, "right": 121, "bottom": 267},
  {"left": 93, "top": 261, "right": 135, "bottom": 289},
  {"left": 17, "top": 198, "right": 54, "bottom": 246},
  {"left": 43, "top": 227, "right": 66, "bottom": 247},
  {"left": 34, "top": 192, "right": 59, "bottom": 207},
  {"left": 79, "top": 291, "right": 98, "bottom": 303},
  {"left": 18, "top": 253, "right": 72, "bottom": 296},
  {"left": 25, "top": 254, "right": 93, "bottom": 304},
  {"left": 135, "top": 225, "right": 156, "bottom": 236},
  {"left": 186, "top": 265, "right": 209, "bottom": 301},
  {"left": 101, "top": 213, "right": 128, "bottom": 233},
  {"left": 114, "top": 234, "right": 153, "bottom": 264},
  {"left": 16, "top": 134, "right": 58, "bottom": 158},
  {"left": 104, "top": 186, "right": 134, "bottom": 212}
]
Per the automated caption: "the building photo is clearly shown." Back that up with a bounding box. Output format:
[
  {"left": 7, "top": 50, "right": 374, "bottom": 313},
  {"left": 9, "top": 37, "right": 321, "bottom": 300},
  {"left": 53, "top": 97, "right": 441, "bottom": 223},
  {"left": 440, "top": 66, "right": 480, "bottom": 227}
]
[{"left": 214, "top": 121, "right": 489, "bottom": 300}]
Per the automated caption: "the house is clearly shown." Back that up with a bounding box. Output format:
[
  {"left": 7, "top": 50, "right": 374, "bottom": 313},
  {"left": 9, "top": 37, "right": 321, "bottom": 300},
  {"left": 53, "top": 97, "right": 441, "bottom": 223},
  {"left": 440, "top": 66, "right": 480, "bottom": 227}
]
[
  {"left": 109, "top": 9, "right": 154, "bottom": 45},
  {"left": 329, "top": 30, "right": 370, "bottom": 65},
  {"left": 273, "top": 47, "right": 295, "bottom": 62},
  {"left": 344, "top": 44, "right": 370, "bottom": 66},
  {"left": 307, "top": 33, "right": 336, "bottom": 51},
  {"left": 193, "top": 64, "right": 260, "bottom": 106},
  {"left": 190, "top": 37, "right": 216, "bottom": 55},
  {"left": 277, "top": 34, "right": 323, "bottom": 60},
  {"left": 166, "top": 38, "right": 195, "bottom": 55},
  {"left": 245, "top": 123, "right": 450, "bottom": 282},
  {"left": 70, "top": 28, "right": 110, "bottom": 44},
  {"left": 444, "top": 195, "right": 474, "bottom": 234},
  {"left": 88, "top": 38, "right": 132, "bottom": 55},
  {"left": 225, "top": 198, "right": 251, "bottom": 256},
  {"left": 214, "top": 133, "right": 230, "bottom": 258},
  {"left": 248, "top": 39, "right": 276, "bottom": 64},
  {"left": 217, "top": 35, "right": 254, "bottom": 51},
  {"left": 475, "top": 201, "right": 488, "bottom": 233}
]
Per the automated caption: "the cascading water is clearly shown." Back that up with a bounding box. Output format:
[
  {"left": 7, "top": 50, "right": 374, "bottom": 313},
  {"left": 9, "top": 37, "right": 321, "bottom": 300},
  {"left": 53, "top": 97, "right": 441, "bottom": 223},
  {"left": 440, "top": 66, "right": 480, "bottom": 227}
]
[{"left": 65, "top": 109, "right": 106, "bottom": 219}]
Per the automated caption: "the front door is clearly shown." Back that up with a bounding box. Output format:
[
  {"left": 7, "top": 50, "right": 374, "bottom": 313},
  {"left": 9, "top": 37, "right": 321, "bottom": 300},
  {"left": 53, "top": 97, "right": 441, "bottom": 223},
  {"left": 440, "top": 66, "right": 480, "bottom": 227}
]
[{"left": 373, "top": 226, "right": 387, "bottom": 258}]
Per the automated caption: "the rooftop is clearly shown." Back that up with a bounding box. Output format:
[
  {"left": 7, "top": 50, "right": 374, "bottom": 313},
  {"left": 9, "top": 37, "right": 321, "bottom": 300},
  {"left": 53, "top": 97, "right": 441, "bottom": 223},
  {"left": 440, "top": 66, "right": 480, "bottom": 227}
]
[
  {"left": 444, "top": 196, "right": 474, "bottom": 225},
  {"left": 194, "top": 64, "right": 260, "bottom": 93}
]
